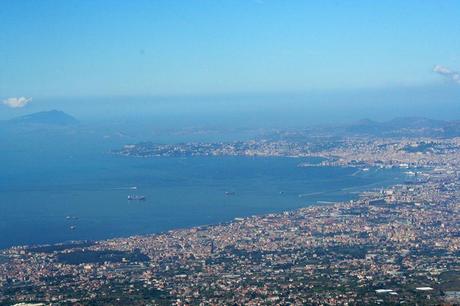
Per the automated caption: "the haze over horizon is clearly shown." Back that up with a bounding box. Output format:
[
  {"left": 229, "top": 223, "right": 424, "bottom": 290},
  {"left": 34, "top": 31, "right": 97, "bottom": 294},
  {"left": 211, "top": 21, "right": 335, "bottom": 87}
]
[{"left": 1, "top": 1, "right": 460, "bottom": 124}]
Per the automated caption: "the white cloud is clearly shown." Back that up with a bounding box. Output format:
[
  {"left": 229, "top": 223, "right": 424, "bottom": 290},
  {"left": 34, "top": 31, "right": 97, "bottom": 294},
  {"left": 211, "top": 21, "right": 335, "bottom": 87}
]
[
  {"left": 433, "top": 65, "right": 460, "bottom": 84},
  {"left": 2, "top": 97, "right": 33, "bottom": 108}
]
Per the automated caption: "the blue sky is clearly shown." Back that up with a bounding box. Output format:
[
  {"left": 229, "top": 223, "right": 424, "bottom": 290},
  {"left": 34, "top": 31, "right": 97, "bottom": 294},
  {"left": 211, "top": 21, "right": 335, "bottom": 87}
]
[{"left": 1, "top": 0, "right": 460, "bottom": 100}]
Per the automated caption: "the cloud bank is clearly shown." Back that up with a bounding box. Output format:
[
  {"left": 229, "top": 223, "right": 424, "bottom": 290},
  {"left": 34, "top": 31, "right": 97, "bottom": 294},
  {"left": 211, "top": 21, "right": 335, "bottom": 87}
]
[
  {"left": 2, "top": 97, "right": 33, "bottom": 108},
  {"left": 433, "top": 65, "right": 460, "bottom": 84}
]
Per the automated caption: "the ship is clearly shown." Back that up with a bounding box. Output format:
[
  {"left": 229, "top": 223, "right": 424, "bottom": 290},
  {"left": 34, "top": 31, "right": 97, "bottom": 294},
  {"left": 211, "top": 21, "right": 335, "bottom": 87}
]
[{"left": 128, "top": 195, "right": 146, "bottom": 201}]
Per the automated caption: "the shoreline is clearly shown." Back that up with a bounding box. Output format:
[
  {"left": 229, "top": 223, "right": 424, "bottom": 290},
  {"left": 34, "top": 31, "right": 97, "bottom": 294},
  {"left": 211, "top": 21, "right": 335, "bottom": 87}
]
[
  {"left": 2, "top": 168, "right": 404, "bottom": 252},
  {"left": 2, "top": 137, "right": 459, "bottom": 304}
]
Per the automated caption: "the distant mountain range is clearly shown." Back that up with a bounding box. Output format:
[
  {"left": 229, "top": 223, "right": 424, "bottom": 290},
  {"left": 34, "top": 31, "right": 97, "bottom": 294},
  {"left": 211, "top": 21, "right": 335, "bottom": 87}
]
[
  {"left": 273, "top": 116, "right": 460, "bottom": 141},
  {"left": 344, "top": 117, "right": 460, "bottom": 137},
  {"left": 5, "top": 110, "right": 79, "bottom": 126},
  {"left": 1, "top": 111, "right": 459, "bottom": 139}
]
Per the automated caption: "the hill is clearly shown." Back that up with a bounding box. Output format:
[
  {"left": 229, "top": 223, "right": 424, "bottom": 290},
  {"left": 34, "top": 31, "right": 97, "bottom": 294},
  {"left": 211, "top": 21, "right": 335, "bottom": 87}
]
[
  {"left": 6, "top": 110, "right": 79, "bottom": 126},
  {"left": 345, "top": 117, "right": 457, "bottom": 137}
]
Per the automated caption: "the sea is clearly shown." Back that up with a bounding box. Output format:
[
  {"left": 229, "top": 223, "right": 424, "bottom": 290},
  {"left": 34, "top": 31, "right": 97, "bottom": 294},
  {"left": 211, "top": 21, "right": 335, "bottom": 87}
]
[{"left": 0, "top": 125, "right": 407, "bottom": 249}]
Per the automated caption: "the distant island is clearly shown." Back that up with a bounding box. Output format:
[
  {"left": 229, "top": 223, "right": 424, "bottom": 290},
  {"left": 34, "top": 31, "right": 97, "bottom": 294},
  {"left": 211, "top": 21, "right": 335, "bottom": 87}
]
[{"left": 5, "top": 110, "right": 79, "bottom": 126}]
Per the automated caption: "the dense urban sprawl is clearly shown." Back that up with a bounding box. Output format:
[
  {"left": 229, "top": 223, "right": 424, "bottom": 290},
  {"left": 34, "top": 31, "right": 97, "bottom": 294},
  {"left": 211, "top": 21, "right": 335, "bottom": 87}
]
[{"left": 2, "top": 137, "right": 460, "bottom": 305}]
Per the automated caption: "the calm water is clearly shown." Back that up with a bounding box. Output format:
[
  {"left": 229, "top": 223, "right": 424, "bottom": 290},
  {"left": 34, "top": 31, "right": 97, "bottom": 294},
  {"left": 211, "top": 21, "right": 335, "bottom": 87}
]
[{"left": 0, "top": 130, "right": 406, "bottom": 249}]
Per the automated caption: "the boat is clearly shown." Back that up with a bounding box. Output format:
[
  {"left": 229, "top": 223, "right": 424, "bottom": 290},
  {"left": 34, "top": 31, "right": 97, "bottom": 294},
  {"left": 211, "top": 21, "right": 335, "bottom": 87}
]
[{"left": 128, "top": 195, "right": 146, "bottom": 201}]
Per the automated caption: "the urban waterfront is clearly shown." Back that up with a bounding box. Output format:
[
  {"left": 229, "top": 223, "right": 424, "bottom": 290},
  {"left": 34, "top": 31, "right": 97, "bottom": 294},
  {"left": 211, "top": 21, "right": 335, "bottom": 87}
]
[
  {"left": 2, "top": 136, "right": 460, "bottom": 304},
  {"left": 0, "top": 151, "right": 405, "bottom": 249}
]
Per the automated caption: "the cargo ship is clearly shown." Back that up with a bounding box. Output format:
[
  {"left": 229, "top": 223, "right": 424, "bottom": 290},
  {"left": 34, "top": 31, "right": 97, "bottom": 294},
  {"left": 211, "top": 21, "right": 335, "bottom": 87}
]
[{"left": 128, "top": 195, "right": 146, "bottom": 201}]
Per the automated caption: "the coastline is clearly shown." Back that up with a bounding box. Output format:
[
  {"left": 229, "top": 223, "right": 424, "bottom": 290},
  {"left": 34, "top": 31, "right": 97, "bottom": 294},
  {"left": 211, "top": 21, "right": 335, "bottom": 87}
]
[
  {"left": 0, "top": 166, "right": 406, "bottom": 252},
  {"left": 1, "top": 164, "right": 405, "bottom": 252},
  {"left": 2, "top": 137, "right": 460, "bottom": 304},
  {"left": 0, "top": 154, "right": 405, "bottom": 249}
]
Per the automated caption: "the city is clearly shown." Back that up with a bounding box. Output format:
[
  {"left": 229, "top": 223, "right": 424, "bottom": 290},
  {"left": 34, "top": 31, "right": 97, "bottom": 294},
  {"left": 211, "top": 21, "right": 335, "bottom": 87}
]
[
  {"left": 2, "top": 1, "right": 460, "bottom": 305},
  {"left": 2, "top": 135, "right": 460, "bottom": 305}
]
